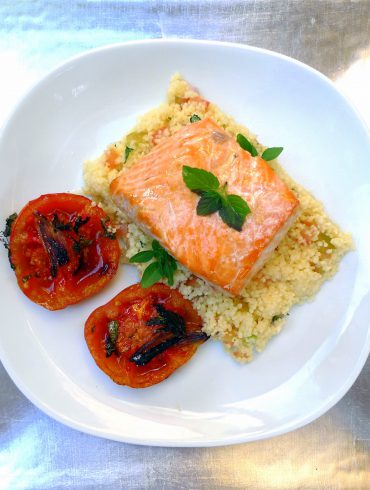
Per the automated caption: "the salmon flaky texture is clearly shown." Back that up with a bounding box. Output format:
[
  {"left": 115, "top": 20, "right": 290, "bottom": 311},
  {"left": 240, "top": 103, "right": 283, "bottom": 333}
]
[
  {"left": 83, "top": 74, "right": 353, "bottom": 362},
  {"left": 110, "top": 117, "right": 300, "bottom": 295}
]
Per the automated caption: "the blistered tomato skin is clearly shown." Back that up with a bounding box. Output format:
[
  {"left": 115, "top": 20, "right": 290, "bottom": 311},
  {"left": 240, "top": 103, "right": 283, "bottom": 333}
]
[
  {"left": 9, "top": 193, "right": 120, "bottom": 310},
  {"left": 84, "top": 283, "right": 207, "bottom": 388}
]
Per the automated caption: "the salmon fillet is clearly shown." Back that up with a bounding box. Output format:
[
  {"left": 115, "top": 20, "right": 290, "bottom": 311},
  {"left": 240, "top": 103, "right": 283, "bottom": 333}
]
[{"left": 110, "top": 118, "right": 300, "bottom": 295}]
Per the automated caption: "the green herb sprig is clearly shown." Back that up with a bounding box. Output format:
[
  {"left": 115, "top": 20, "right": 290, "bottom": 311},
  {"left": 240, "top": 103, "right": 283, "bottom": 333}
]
[
  {"left": 124, "top": 146, "right": 133, "bottom": 163},
  {"left": 105, "top": 320, "right": 119, "bottom": 357},
  {"left": 129, "top": 240, "right": 177, "bottom": 288},
  {"left": 236, "top": 133, "right": 283, "bottom": 161},
  {"left": 182, "top": 166, "right": 251, "bottom": 232},
  {"left": 190, "top": 114, "right": 201, "bottom": 123}
]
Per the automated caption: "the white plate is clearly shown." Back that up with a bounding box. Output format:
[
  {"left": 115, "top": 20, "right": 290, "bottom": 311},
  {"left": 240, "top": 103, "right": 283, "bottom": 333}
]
[{"left": 0, "top": 40, "right": 369, "bottom": 447}]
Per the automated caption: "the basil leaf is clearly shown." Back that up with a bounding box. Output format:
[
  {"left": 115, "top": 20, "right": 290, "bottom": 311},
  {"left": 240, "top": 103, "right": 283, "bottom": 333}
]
[
  {"left": 130, "top": 240, "right": 178, "bottom": 287},
  {"left": 219, "top": 201, "right": 244, "bottom": 232},
  {"left": 227, "top": 194, "right": 251, "bottom": 221},
  {"left": 182, "top": 166, "right": 220, "bottom": 193},
  {"left": 182, "top": 165, "right": 251, "bottom": 233},
  {"left": 156, "top": 255, "right": 165, "bottom": 276},
  {"left": 167, "top": 255, "right": 177, "bottom": 272},
  {"left": 152, "top": 241, "right": 168, "bottom": 264},
  {"left": 163, "top": 260, "right": 174, "bottom": 286},
  {"left": 190, "top": 114, "right": 201, "bottom": 123},
  {"left": 162, "top": 254, "right": 177, "bottom": 286},
  {"left": 196, "top": 191, "right": 222, "bottom": 215},
  {"left": 155, "top": 251, "right": 164, "bottom": 269},
  {"left": 124, "top": 146, "right": 133, "bottom": 163},
  {"left": 129, "top": 250, "right": 154, "bottom": 263},
  {"left": 236, "top": 134, "right": 258, "bottom": 157},
  {"left": 152, "top": 240, "right": 162, "bottom": 253},
  {"left": 261, "top": 147, "right": 283, "bottom": 161},
  {"left": 141, "top": 261, "right": 163, "bottom": 288}
]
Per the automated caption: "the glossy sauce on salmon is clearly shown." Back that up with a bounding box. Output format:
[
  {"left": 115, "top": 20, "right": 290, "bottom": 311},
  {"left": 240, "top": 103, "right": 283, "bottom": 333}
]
[{"left": 110, "top": 118, "right": 300, "bottom": 295}]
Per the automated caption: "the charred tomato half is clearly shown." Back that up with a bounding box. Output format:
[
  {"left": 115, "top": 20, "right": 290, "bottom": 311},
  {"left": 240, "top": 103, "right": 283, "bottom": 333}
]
[
  {"left": 9, "top": 193, "right": 120, "bottom": 310},
  {"left": 84, "top": 283, "right": 208, "bottom": 388}
]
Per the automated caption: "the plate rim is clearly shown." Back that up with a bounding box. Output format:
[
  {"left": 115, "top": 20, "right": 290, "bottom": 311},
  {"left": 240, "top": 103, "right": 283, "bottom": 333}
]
[
  {"left": 1, "top": 38, "right": 369, "bottom": 141},
  {"left": 1, "top": 38, "right": 369, "bottom": 447}
]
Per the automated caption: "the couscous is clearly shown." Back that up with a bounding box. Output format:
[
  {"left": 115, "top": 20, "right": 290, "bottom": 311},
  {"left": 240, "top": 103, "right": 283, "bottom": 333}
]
[{"left": 83, "top": 74, "right": 353, "bottom": 362}]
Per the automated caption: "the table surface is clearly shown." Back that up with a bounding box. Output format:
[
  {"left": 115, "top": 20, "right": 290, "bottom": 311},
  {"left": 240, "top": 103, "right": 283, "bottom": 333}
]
[{"left": 0, "top": 1, "right": 369, "bottom": 489}]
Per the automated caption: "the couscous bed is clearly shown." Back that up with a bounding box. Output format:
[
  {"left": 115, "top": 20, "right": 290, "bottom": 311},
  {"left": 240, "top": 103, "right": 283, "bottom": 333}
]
[{"left": 83, "top": 74, "right": 353, "bottom": 362}]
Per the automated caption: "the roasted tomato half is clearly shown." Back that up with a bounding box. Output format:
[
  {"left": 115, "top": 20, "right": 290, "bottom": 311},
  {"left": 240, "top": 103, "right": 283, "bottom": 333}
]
[
  {"left": 84, "top": 283, "right": 208, "bottom": 388},
  {"left": 9, "top": 193, "right": 120, "bottom": 310}
]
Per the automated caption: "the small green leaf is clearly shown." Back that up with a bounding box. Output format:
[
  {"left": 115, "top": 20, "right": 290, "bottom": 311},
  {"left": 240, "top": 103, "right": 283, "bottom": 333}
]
[
  {"left": 108, "top": 320, "right": 119, "bottom": 343},
  {"left": 163, "top": 260, "right": 175, "bottom": 286},
  {"left": 183, "top": 165, "right": 251, "bottom": 233},
  {"left": 129, "top": 250, "right": 154, "bottom": 263},
  {"left": 227, "top": 194, "right": 251, "bottom": 221},
  {"left": 151, "top": 240, "right": 162, "bottom": 253},
  {"left": 156, "top": 255, "right": 165, "bottom": 276},
  {"left": 152, "top": 241, "right": 167, "bottom": 263},
  {"left": 196, "top": 191, "right": 222, "bottom": 215},
  {"left": 167, "top": 255, "right": 177, "bottom": 273},
  {"left": 236, "top": 134, "right": 258, "bottom": 157},
  {"left": 124, "top": 146, "right": 133, "bottom": 163},
  {"left": 261, "top": 147, "right": 283, "bottom": 161},
  {"left": 164, "top": 255, "right": 177, "bottom": 286},
  {"left": 182, "top": 166, "right": 220, "bottom": 193},
  {"left": 105, "top": 320, "right": 120, "bottom": 357},
  {"left": 141, "top": 261, "right": 163, "bottom": 288},
  {"left": 190, "top": 114, "right": 201, "bottom": 123},
  {"left": 219, "top": 202, "right": 244, "bottom": 232},
  {"left": 131, "top": 240, "right": 178, "bottom": 287}
]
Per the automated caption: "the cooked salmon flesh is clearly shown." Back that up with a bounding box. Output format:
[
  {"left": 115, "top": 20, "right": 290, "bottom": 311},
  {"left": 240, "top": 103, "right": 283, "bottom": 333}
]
[{"left": 110, "top": 118, "right": 300, "bottom": 295}]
